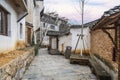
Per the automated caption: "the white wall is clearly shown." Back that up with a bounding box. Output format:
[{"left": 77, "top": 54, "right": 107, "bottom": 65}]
[
  {"left": 70, "top": 27, "right": 90, "bottom": 52},
  {"left": 42, "top": 36, "right": 49, "bottom": 45},
  {"left": 17, "top": 18, "right": 26, "bottom": 42},
  {"left": 0, "top": 1, "right": 26, "bottom": 53},
  {"left": 34, "top": 1, "right": 44, "bottom": 44},
  {"left": 51, "top": 38, "right": 57, "bottom": 49},
  {"left": 58, "top": 34, "right": 72, "bottom": 52}
]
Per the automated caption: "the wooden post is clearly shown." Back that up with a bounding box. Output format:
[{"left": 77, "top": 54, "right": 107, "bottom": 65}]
[
  {"left": 56, "top": 37, "right": 59, "bottom": 50},
  {"left": 117, "top": 23, "right": 120, "bottom": 80}
]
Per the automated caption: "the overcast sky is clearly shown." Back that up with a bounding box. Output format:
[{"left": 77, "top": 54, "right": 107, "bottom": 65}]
[{"left": 44, "top": 0, "right": 120, "bottom": 24}]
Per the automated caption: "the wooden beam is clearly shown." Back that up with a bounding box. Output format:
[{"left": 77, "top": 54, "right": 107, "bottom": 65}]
[
  {"left": 100, "top": 17, "right": 119, "bottom": 28},
  {"left": 102, "top": 28, "right": 115, "bottom": 46},
  {"left": 101, "top": 27, "right": 115, "bottom": 29},
  {"left": 93, "top": 13, "right": 120, "bottom": 30}
]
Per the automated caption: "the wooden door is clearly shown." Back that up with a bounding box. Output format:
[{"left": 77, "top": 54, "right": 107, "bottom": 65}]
[
  {"left": 56, "top": 37, "right": 59, "bottom": 49},
  {"left": 62, "top": 43, "right": 64, "bottom": 52},
  {"left": 27, "top": 27, "right": 31, "bottom": 44}
]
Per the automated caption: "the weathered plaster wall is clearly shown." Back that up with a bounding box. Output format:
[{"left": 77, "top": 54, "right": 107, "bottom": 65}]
[
  {"left": 25, "top": 0, "right": 34, "bottom": 24},
  {"left": 17, "top": 18, "right": 26, "bottom": 49},
  {"left": 0, "top": 1, "right": 26, "bottom": 53},
  {"left": 70, "top": 27, "right": 90, "bottom": 53},
  {"left": 0, "top": 48, "right": 35, "bottom": 80},
  {"left": 58, "top": 34, "right": 72, "bottom": 53}
]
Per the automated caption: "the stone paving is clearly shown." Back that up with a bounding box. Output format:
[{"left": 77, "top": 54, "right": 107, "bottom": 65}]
[{"left": 22, "top": 48, "right": 97, "bottom": 80}]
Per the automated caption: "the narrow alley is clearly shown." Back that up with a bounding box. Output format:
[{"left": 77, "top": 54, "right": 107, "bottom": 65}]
[
  {"left": 0, "top": 0, "right": 120, "bottom": 80},
  {"left": 22, "top": 48, "right": 97, "bottom": 80}
]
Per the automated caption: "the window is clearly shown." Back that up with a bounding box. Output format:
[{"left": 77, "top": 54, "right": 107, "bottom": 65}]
[
  {"left": 50, "top": 25, "right": 55, "bottom": 30},
  {"left": 0, "top": 7, "right": 8, "bottom": 36},
  {"left": 20, "top": 23, "right": 23, "bottom": 39}
]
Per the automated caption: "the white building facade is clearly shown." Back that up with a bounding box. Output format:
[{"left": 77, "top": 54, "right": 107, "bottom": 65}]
[
  {"left": 70, "top": 26, "right": 90, "bottom": 54},
  {"left": 40, "top": 13, "right": 60, "bottom": 46},
  {"left": 0, "top": 0, "right": 27, "bottom": 53},
  {"left": 25, "top": 0, "right": 44, "bottom": 45}
]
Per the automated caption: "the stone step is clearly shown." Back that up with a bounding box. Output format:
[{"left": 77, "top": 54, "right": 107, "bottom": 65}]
[{"left": 49, "top": 49, "right": 62, "bottom": 55}]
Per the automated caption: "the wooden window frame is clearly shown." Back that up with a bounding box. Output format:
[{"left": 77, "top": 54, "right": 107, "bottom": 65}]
[{"left": 0, "top": 6, "right": 8, "bottom": 36}]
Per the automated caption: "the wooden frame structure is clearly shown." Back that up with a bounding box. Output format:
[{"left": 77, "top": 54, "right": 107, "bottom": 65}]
[
  {"left": 92, "top": 7, "right": 120, "bottom": 61},
  {"left": 91, "top": 5, "right": 120, "bottom": 79}
]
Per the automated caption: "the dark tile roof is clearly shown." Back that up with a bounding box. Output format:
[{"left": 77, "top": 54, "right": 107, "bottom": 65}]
[
  {"left": 41, "top": 14, "right": 57, "bottom": 25},
  {"left": 47, "top": 29, "right": 70, "bottom": 36},
  {"left": 92, "top": 5, "right": 120, "bottom": 30},
  {"left": 103, "top": 5, "right": 120, "bottom": 17},
  {"left": 71, "top": 20, "right": 99, "bottom": 29},
  {"left": 47, "top": 31, "right": 61, "bottom": 36}
]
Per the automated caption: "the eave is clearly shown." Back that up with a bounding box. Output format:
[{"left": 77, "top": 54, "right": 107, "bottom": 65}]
[
  {"left": 92, "top": 10, "right": 120, "bottom": 30},
  {"left": 11, "top": 0, "right": 28, "bottom": 22}
]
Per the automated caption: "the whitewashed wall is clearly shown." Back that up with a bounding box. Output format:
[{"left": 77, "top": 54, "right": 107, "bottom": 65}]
[
  {"left": 58, "top": 34, "right": 72, "bottom": 52},
  {"left": 33, "top": 1, "right": 44, "bottom": 44},
  {"left": 70, "top": 27, "right": 90, "bottom": 52},
  {"left": 0, "top": 1, "right": 18, "bottom": 53},
  {"left": 51, "top": 38, "right": 57, "bottom": 49},
  {"left": 17, "top": 18, "right": 26, "bottom": 42},
  {"left": 0, "top": 1, "right": 26, "bottom": 53}
]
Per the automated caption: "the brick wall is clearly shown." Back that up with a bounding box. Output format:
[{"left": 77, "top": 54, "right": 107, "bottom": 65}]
[
  {"left": 91, "top": 29, "right": 118, "bottom": 71},
  {"left": 118, "top": 25, "right": 120, "bottom": 80}
]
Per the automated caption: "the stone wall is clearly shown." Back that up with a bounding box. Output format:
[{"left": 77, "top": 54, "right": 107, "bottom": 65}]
[
  {"left": 0, "top": 48, "right": 35, "bottom": 80},
  {"left": 91, "top": 29, "right": 118, "bottom": 80}
]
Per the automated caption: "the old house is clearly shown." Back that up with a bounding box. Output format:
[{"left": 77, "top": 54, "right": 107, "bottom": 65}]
[
  {"left": 0, "top": 0, "right": 27, "bottom": 53},
  {"left": 70, "top": 24, "right": 90, "bottom": 54},
  {"left": 91, "top": 5, "right": 120, "bottom": 80},
  {"left": 40, "top": 13, "right": 59, "bottom": 46},
  {"left": 46, "top": 15, "right": 70, "bottom": 52},
  {"left": 25, "top": 0, "right": 44, "bottom": 45},
  {"left": 65, "top": 20, "right": 98, "bottom": 54},
  {"left": 46, "top": 17, "right": 98, "bottom": 55}
]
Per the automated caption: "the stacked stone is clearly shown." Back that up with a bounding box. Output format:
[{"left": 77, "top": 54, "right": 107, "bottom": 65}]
[{"left": 0, "top": 48, "right": 35, "bottom": 80}]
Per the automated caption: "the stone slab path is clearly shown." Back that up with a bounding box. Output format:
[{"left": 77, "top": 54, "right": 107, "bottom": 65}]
[{"left": 22, "top": 48, "right": 97, "bottom": 80}]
